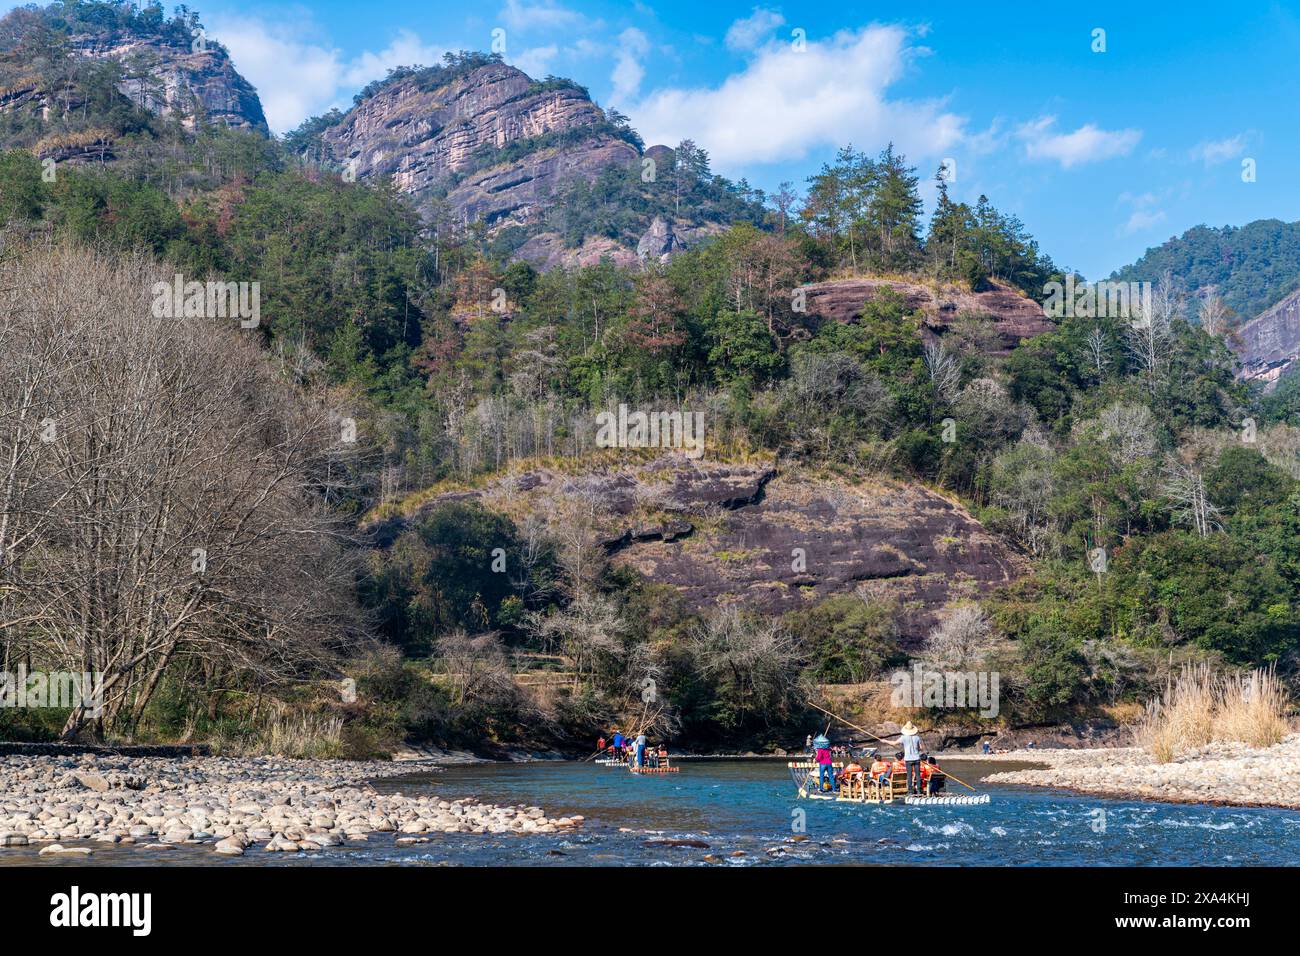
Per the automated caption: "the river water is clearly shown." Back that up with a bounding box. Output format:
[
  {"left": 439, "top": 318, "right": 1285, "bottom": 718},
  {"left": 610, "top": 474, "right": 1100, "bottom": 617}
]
[{"left": 12, "top": 759, "right": 1300, "bottom": 866}]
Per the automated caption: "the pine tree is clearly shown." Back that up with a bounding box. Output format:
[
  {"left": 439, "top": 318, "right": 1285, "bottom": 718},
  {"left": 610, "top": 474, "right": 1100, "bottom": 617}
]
[{"left": 866, "top": 143, "right": 922, "bottom": 272}]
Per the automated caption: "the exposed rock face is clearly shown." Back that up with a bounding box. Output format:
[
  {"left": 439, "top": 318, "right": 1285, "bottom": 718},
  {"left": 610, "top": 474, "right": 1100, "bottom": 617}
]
[
  {"left": 513, "top": 232, "right": 639, "bottom": 271},
  {"left": 609, "top": 469, "right": 1022, "bottom": 641},
  {"left": 68, "top": 31, "right": 268, "bottom": 134},
  {"left": 801, "top": 277, "right": 1054, "bottom": 353},
  {"left": 637, "top": 216, "right": 682, "bottom": 262},
  {"left": 320, "top": 63, "right": 637, "bottom": 231},
  {"left": 371, "top": 457, "right": 1023, "bottom": 643},
  {"left": 514, "top": 218, "right": 726, "bottom": 271},
  {"left": 1233, "top": 286, "right": 1300, "bottom": 390}
]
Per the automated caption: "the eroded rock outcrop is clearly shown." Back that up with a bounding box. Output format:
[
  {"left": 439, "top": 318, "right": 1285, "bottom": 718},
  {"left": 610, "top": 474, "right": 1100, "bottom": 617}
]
[
  {"left": 69, "top": 30, "right": 268, "bottom": 133},
  {"left": 1233, "top": 286, "right": 1300, "bottom": 390},
  {"left": 370, "top": 457, "right": 1023, "bottom": 643},
  {"left": 319, "top": 63, "right": 637, "bottom": 232},
  {"left": 801, "top": 277, "right": 1054, "bottom": 354}
]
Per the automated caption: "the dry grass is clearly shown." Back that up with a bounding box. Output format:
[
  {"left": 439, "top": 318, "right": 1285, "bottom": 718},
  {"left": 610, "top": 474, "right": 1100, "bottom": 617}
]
[
  {"left": 261, "top": 713, "right": 344, "bottom": 759},
  {"left": 1134, "top": 664, "right": 1291, "bottom": 762},
  {"left": 213, "top": 709, "right": 344, "bottom": 759},
  {"left": 1215, "top": 668, "right": 1290, "bottom": 749}
]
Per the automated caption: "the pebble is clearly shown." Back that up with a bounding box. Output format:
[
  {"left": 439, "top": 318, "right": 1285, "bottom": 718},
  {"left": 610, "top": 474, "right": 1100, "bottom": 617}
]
[
  {"left": 983, "top": 733, "right": 1300, "bottom": 809},
  {"left": 0, "top": 754, "right": 579, "bottom": 859}
]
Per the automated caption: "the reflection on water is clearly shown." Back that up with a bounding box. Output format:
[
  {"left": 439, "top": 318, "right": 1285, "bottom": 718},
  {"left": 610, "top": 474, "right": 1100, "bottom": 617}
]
[{"left": 4, "top": 759, "right": 1298, "bottom": 866}]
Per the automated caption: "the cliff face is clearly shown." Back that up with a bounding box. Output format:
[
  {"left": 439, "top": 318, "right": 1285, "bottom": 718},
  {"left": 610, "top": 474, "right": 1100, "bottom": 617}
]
[
  {"left": 68, "top": 30, "right": 268, "bottom": 134},
  {"left": 801, "top": 277, "right": 1055, "bottom": 354},
  {"left": 1233, "top": 287, "right": 1300, "bottom": 390},
  {"left": 368, "top": 458, "right": 1024, "bottom": 644},
  {"left": 320, "top": 63, "right": 636, "bottom": 231}
]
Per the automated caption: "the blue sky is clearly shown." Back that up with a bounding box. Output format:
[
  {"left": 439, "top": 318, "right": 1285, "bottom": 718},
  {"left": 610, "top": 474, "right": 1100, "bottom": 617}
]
[{"left": 12, "top": 1, "right": 1300, "bottom": 278}]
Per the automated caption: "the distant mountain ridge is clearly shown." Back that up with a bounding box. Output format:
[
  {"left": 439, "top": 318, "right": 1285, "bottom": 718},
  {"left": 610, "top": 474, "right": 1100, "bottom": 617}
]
[
  {"left": 1112, "top": 218, "right": 1300, "bottom": 390},
  {"left": 1111, "top": 219, "right": 1300, "bottom": 320}
]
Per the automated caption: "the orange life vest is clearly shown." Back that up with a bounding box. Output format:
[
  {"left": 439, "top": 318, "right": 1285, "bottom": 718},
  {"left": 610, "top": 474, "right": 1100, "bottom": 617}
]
[{"left": 870, "top": 760, "right": 891, "bottom": 778}]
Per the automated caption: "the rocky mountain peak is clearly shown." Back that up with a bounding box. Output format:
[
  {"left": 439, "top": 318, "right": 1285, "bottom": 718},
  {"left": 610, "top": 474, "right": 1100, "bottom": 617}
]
[
  {"left": 0, "top": 4, "right": 268, "bottom": 144},
  {"left": 68, "top": 28, "right": 268, "bottom": 134},
  {"left": 319, "top": 58, "right": 637, "bottom": 232}
]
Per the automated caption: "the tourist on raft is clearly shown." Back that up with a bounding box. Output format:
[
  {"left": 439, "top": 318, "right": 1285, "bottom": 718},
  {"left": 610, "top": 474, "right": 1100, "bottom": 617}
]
[
  {"left": 869, "top": 750, "right": 892, "bottom": 786},
  {"left": 898, "top": 721, "right": 924, "bottom": 795},
  {"left": 612, "top": 730, "right": 624, "bottom": 760},
  {"left": 891, "top": 751, "right": 907, "bottom": 782},
  {"left": 813, "top": 735, "right": 835, "bottom": 791},
  {"left": 839, "top": 754, "right": 865, "bottom": 785},
  {"left": 920, "top": 755, "right": 946, "bottom": 795},
  {"left": 634, "top": 732, "right": 648, "bottom": 769}
]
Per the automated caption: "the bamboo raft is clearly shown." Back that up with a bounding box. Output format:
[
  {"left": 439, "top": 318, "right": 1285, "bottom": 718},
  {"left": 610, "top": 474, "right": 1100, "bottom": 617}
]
[
  {"left": 788, "top": 762, "right": 985, "bottom": 805},
  {"left": 905, "top": 794, "right": 989, "bottom": 806},
  {"left": 629, "top": 764, "right": 679, "bottom": 774}
]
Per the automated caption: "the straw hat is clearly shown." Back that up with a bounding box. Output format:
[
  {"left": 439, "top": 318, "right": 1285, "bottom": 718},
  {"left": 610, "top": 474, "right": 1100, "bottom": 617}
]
[{"left": 901, "top": 721, "right": 919, "bottom": 736}]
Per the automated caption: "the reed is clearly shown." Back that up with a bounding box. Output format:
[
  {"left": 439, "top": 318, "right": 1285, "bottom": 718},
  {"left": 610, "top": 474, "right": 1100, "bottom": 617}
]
[
  {"left": 1134, "top": 664, "right": 1291, "bottom": 761},
  {"left": 1133, "top": 663, "right": 1217, "bottom": 763},
  {"left": 1214, "top": 666, "right": 1289, "bottom": 749}
]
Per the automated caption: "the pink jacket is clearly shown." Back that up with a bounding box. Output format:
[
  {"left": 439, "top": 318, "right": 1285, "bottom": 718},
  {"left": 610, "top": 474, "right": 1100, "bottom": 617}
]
[{"left": 815, "top": 748, "right": 832, "bottom": 765}]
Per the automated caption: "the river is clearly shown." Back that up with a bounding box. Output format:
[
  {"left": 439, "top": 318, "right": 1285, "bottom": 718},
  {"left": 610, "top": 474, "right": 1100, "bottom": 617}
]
[{"left": 11, "top": 758, "right": 1299, "bottom": 866}]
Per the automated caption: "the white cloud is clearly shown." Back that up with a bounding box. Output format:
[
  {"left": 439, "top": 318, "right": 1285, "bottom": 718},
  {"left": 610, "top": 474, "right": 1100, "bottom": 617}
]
[
  {"left": 624, "top": 25, "right": 966, "bottom": 170},
  {"left": 725, "top": 7, "right": 786, "bottom": 52},
  {"left": 1189, "top": 135, "right": 1245, "bottom": 166},
  {"left": 1016, "top": 116, "right": 1141, "bottom": 168},
  {"left": 499, "top": 0, "right": 582, "bottom": 32},
  {"left": 340, "top": 30, "right": 446, "bottom": 89},
  {"left": 207, "top": 15, "right": 448, "bottom": 134},
  {"left": 1118, "top": 191, "right": 1167, "bottom": 235},
  {"left": 513, "top": 44, "right": 560, "bottom": 78},
  {"left": 610, "top": 27, "right": 650, "bottom": 103},
  {"left": 1122, "top": 208, "right": 1166, "bottom": 235}
]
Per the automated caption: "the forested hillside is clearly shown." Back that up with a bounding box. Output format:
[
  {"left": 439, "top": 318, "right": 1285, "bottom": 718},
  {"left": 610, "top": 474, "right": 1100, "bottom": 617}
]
[
  {"left": 1111, "top": 219, "right": 1300, "bottom": 321},
  {"left": 0, "top": 2, "right": 1296, "bottom": 758}
]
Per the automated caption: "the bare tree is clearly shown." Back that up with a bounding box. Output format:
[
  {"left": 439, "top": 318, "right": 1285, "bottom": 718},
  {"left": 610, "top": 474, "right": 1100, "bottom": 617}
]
[
  {"left": 530, "top": 593, "right": 626, "bottom": 686},
  {"left": 1198, "top": 289, "right": 1233, "bottom": 338},
  {"left": 686, "top": 606, "right": 807, "bottom": 730},
  {"left": 925, "top": 603, "right": 995, "bottom": 670},
  {"left": 1084, "top": 324, "right": 1110, "bottom": 377},
  {"left": 1093, "top": 402, "right": 1158, "bottom": 464},
  {"left": 923, "top": 339, "right": 963, "bottom": 404},
  {"left": 434, "top": 631, "right": 518, "bottom": 709},
  {"left": 1159, "top": 457, "right": 1222, "bottom": 537},
  {"left": 0, "top": 241, "right": 365, "bottom": 739},
  {"left": 1126, "top": 273, "right": 1179, "bottom": 392}
]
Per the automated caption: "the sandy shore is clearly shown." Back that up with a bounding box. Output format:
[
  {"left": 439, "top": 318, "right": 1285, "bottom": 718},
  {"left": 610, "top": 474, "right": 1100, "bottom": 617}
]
[
  {"left": 971, "top": 733, "right": 1300, "bottom": 810},
  {"left": 0, "top": 753, "right": 581, "bottom": 857}
]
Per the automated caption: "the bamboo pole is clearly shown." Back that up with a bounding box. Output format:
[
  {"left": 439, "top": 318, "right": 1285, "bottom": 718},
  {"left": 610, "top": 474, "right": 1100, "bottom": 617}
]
[{"left": 807, "top": 700, "right": 979, "bottom": 792}]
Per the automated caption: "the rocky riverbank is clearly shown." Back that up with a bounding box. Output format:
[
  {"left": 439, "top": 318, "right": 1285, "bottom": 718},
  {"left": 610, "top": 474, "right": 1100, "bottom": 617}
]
[
  {"left": 977, "top": 733, "right": 1300, "bottom": 810},
  {"left": 0, "top": 753, "right": 582, "bottom": 858}
]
